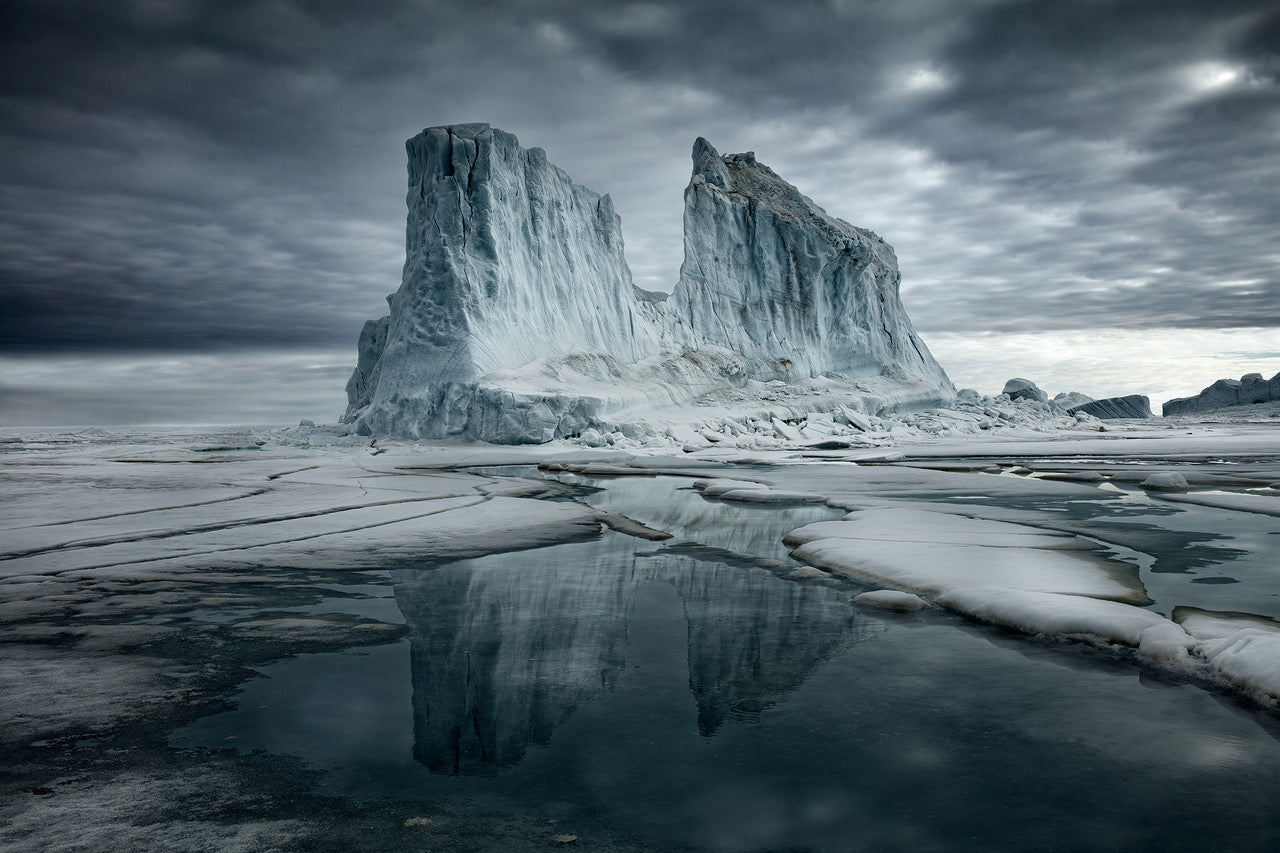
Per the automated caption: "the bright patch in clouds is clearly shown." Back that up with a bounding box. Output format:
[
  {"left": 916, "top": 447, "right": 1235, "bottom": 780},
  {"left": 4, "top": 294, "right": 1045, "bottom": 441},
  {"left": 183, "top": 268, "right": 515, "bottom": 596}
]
[
  {"left": 1183, "top": 61, "right": 1247, "bottom": 93},
  {"left": 902, "top": 66, "right": 951, "bottom": 93}
]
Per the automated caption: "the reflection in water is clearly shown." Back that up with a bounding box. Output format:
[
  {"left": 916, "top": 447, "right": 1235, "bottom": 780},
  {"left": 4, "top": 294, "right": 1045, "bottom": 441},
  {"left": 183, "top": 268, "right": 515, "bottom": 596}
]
[
  {"left": 174, "top": 469, "right": 1280, "bottom": 850},
  {"left": 393, "top": 477, "right": 870, "bottom": 774}
]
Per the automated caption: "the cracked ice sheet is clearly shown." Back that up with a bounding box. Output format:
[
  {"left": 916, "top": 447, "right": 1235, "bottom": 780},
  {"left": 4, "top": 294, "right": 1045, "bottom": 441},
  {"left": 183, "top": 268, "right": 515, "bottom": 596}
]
[
  {"left": 0, "top": 432, "right": 604, "bottom": 582},
  {"left": 5, "top": 494, "right": 602, "bottom": 580},
  {"left": 747, "top": 459, "right": 1280, "bottom": 705}
]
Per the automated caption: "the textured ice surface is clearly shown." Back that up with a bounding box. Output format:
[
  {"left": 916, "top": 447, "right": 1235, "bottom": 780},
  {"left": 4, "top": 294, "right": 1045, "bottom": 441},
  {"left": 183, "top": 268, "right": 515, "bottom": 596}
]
[
  {"left": 1002, "top": 377, "right": 1047, "bottom": 402},
  {"left": 1141, "top": 472, "right": 1189, "bottom": 491},
  {"left": 851, "top": 589, "right": 931, "bottom": 611},
  {"left": 785, "top": 503, "right": 1149, "bottom": 605},
  {"left": 937, "top": 587, "right": 1179, "bottom": 646},
  {"left": 760, "top": 434, "right": 1280, "bottom": 705},
  {"left": 1164, "top": 371, "right": 1280, "bottom": 415},
  {"left": 1067, "top": 394, "right": 1152, "bottom": 419},
  {"left": 345, "top": 125, "right": 953, "bottom": 443},
  {"left": 793, "top": 534, "right": 1146, "bottom": 602},
  {"left": 668, "top": 139, "right": 952, "bottom": 397}
]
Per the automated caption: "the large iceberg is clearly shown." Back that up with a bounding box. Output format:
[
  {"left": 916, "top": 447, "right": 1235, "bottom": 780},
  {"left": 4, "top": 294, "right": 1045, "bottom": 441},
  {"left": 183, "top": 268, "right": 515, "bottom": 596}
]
[{"left": 345, "top": 124, "right": 954, "bottom": 442}]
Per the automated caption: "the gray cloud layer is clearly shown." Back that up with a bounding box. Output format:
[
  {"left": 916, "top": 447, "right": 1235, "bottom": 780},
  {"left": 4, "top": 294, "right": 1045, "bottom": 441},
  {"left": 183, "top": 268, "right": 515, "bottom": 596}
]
[{"left": 2, "top": 0, "right": 1277, "bottom": 352}]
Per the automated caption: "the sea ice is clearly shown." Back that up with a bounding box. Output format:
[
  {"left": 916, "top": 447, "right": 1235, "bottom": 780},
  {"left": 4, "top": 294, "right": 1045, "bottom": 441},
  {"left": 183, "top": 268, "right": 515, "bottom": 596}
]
[
  {"left": 851, "top": 590, "right": 930, "bottom": 611},
  {"left": 1140, "top": 472, "right": 1189, "bottom": 491},
  {"left": 1198, "top": 629, "right": 1280, "bottom": 703},
  {"left": 936, "top": 587, "right": 1186, "bottom": 649}
]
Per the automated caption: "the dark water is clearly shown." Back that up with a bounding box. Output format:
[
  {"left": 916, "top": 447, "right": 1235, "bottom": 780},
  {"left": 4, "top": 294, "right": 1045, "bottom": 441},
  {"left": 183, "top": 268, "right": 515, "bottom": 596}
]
[{"left": 175, "top": 475, "right": 1280, "bottom": 851}]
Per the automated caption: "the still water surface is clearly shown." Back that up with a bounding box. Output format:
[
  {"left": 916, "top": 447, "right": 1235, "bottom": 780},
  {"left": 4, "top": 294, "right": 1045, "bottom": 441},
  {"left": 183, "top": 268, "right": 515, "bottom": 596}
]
[{"left": 176, "top": 473, "right": 1280, "bottom": 850}]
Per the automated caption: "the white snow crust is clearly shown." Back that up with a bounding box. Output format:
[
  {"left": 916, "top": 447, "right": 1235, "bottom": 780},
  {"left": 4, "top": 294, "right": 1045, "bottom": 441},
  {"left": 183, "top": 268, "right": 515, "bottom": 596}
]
[
  {"left": 788, "top": 507, "right": 1146, "bottom": 603},
  {"left": 851, "top": 590, "right": 931, "bottom": 611},
  {"left": 936, "top": 587, "right": 1177, "bottom": 646}
]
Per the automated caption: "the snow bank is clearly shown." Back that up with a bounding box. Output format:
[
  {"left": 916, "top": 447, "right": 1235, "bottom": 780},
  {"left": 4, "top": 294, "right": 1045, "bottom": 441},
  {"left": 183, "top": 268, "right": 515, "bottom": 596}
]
[
  {"left": 937, "top": 587, "right": 1177, "bottom": 646},
  {"left": 795, "top": 537, "right": 1145, "bottom": 602},
  {"left": 1197, "top": 630, "right": 1280, "bottom": 703}
]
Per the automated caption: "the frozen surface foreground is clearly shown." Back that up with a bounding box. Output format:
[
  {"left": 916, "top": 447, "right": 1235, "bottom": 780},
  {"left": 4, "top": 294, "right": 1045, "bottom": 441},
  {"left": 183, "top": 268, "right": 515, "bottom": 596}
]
[{"left": 2, "top": 421, "right": 1279, "bottom": 851}]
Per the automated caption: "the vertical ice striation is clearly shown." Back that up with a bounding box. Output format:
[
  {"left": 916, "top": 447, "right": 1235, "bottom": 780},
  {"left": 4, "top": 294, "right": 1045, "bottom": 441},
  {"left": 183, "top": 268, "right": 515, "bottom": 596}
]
[
  {"left": 346, "top": 125, "right": 954, "bottom": 442},
  {"left": 669, "top": 138, "right": 952, "bottom": 394},
  {"left": 349, "top": 123, "right": 661, "bottom": 440}
]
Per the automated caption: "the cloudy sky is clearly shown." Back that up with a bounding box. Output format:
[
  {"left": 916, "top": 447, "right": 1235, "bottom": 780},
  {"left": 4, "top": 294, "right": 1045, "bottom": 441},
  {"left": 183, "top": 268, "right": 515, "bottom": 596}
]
[{"left": 2, "top": 0, "right": 1278, "bottom": 425}]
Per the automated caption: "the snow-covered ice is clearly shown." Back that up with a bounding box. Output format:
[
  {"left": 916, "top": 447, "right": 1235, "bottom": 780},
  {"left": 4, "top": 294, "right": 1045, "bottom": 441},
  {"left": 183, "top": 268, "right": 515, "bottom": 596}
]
[
  {"left": 851, "top": 589, "right": 931, "bottom": 611},
  {"left": 3, "top": 417, "right": 1280, "bottom": 852}
]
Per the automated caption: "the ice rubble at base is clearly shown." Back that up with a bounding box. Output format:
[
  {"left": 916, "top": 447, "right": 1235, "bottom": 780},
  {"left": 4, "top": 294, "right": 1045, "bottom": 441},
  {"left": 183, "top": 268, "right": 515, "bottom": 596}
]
[{"left": 345, "top": 124, "right": 954, "bottom": 444}]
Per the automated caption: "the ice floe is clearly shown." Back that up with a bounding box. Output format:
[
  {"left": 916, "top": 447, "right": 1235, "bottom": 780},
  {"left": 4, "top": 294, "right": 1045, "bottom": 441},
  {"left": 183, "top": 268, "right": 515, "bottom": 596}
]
[{"left": 851, "top": 590, "right": 931, "bottom": 611}]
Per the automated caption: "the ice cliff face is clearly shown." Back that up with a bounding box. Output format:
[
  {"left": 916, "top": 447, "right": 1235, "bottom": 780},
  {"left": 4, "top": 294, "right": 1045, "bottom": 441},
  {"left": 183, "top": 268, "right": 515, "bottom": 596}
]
[
  {"left": 1163, "top": 372, "right": 1280, "bottom": 416},
  {"left": 346, "top": 125, "right": 954, "bottom": 442},
  {"left": 669, "top": 139, "right": 951, "bottom": 392},
  {"left": 349, "top": 123, "right": 660, "bottom": 439},
  {"left": 1067, "top": 395, "right": 1152, "bottom": 419}
]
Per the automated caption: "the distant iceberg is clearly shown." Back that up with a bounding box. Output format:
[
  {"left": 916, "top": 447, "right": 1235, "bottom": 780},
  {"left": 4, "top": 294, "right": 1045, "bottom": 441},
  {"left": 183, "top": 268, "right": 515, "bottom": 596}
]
[
  {"left": 1163, "top": 371, "right": 1280, "bottom": 416},
  {"left": 346, "top": 123, "right": 954, "bottom": 443}
]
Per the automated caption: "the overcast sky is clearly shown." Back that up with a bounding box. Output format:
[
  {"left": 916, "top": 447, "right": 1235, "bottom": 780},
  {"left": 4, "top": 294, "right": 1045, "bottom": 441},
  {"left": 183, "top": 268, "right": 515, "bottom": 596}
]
[{"left": 2, "top": 0, "right": 1278, "bottom": 423}]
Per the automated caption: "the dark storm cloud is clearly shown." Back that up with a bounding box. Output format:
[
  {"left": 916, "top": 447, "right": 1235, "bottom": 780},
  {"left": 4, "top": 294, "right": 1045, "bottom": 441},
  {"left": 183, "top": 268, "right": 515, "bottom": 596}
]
[{"left": 1, "top": 0, "right": 1277, "bottom": 352}]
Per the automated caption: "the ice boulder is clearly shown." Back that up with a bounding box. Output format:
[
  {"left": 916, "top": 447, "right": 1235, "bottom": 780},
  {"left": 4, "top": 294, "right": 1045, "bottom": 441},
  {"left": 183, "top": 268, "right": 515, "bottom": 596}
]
[
  {"left": 1067, "top": 395, "right": 1152, "bottom": 419},
  {"left": 1052, "top": 391, "right": 1094, "bottom": 411},
  {"left": 1140, "top": 472, "right": 1189, "bottom": 491},
  {"left": 1162, "top": 371, "right": 1280, "bottom": 415},
  {"left": 1002, "top": 378, "right": 1048, "bottom": 403}
]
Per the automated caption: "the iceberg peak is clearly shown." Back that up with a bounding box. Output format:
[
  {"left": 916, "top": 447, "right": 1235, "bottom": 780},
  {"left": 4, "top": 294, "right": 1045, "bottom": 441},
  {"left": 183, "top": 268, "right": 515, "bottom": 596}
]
[
  {"left": 345, "top": 124, "right": 954, "bottom": 442},
  {"left": 691, "top": 137, "right": 731, "bottom": 188}
]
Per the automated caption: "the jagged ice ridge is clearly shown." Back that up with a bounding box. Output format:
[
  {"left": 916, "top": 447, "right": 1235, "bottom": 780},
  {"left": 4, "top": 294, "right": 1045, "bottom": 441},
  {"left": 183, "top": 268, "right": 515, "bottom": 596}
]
[{"left": 346, "top": 123, "right": 954, "bottom": 443}]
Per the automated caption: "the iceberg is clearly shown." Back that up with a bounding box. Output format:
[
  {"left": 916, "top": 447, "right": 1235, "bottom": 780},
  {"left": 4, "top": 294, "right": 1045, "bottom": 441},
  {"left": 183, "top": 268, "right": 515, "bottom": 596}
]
[
  {"left": 1001, "top": 377, "right": 1048, "bottom": 403},
  {"left": 345, "top": 124, "right": 954, "bottom": 443},
  {"left": 1066, "top": 394, "right": 1152, "bottom": 419},
  {"left": 1162, "top": 371, "right": 1280, "bottom": 416},
  {"left": 347, "top": 123, "right": 660, "bottom": 441}
]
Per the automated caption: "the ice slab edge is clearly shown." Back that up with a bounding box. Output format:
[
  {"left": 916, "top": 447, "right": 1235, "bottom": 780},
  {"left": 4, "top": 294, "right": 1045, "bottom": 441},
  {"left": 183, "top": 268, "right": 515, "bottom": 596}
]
[{"left": 345, "top": 124, "right": 954, "bottom": 443}]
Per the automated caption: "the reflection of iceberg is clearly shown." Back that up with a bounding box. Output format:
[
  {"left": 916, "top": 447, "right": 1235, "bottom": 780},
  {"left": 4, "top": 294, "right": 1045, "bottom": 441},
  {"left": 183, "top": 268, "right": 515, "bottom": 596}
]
[
  {"left": 394, "top": 521, "right": 878, "bottom": 774},
  {"left": 667, "top": 559, "right": 869, "bottom": 736},
  {"left": 393, "top": 536, "right": 640, "bottom": 774}
]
